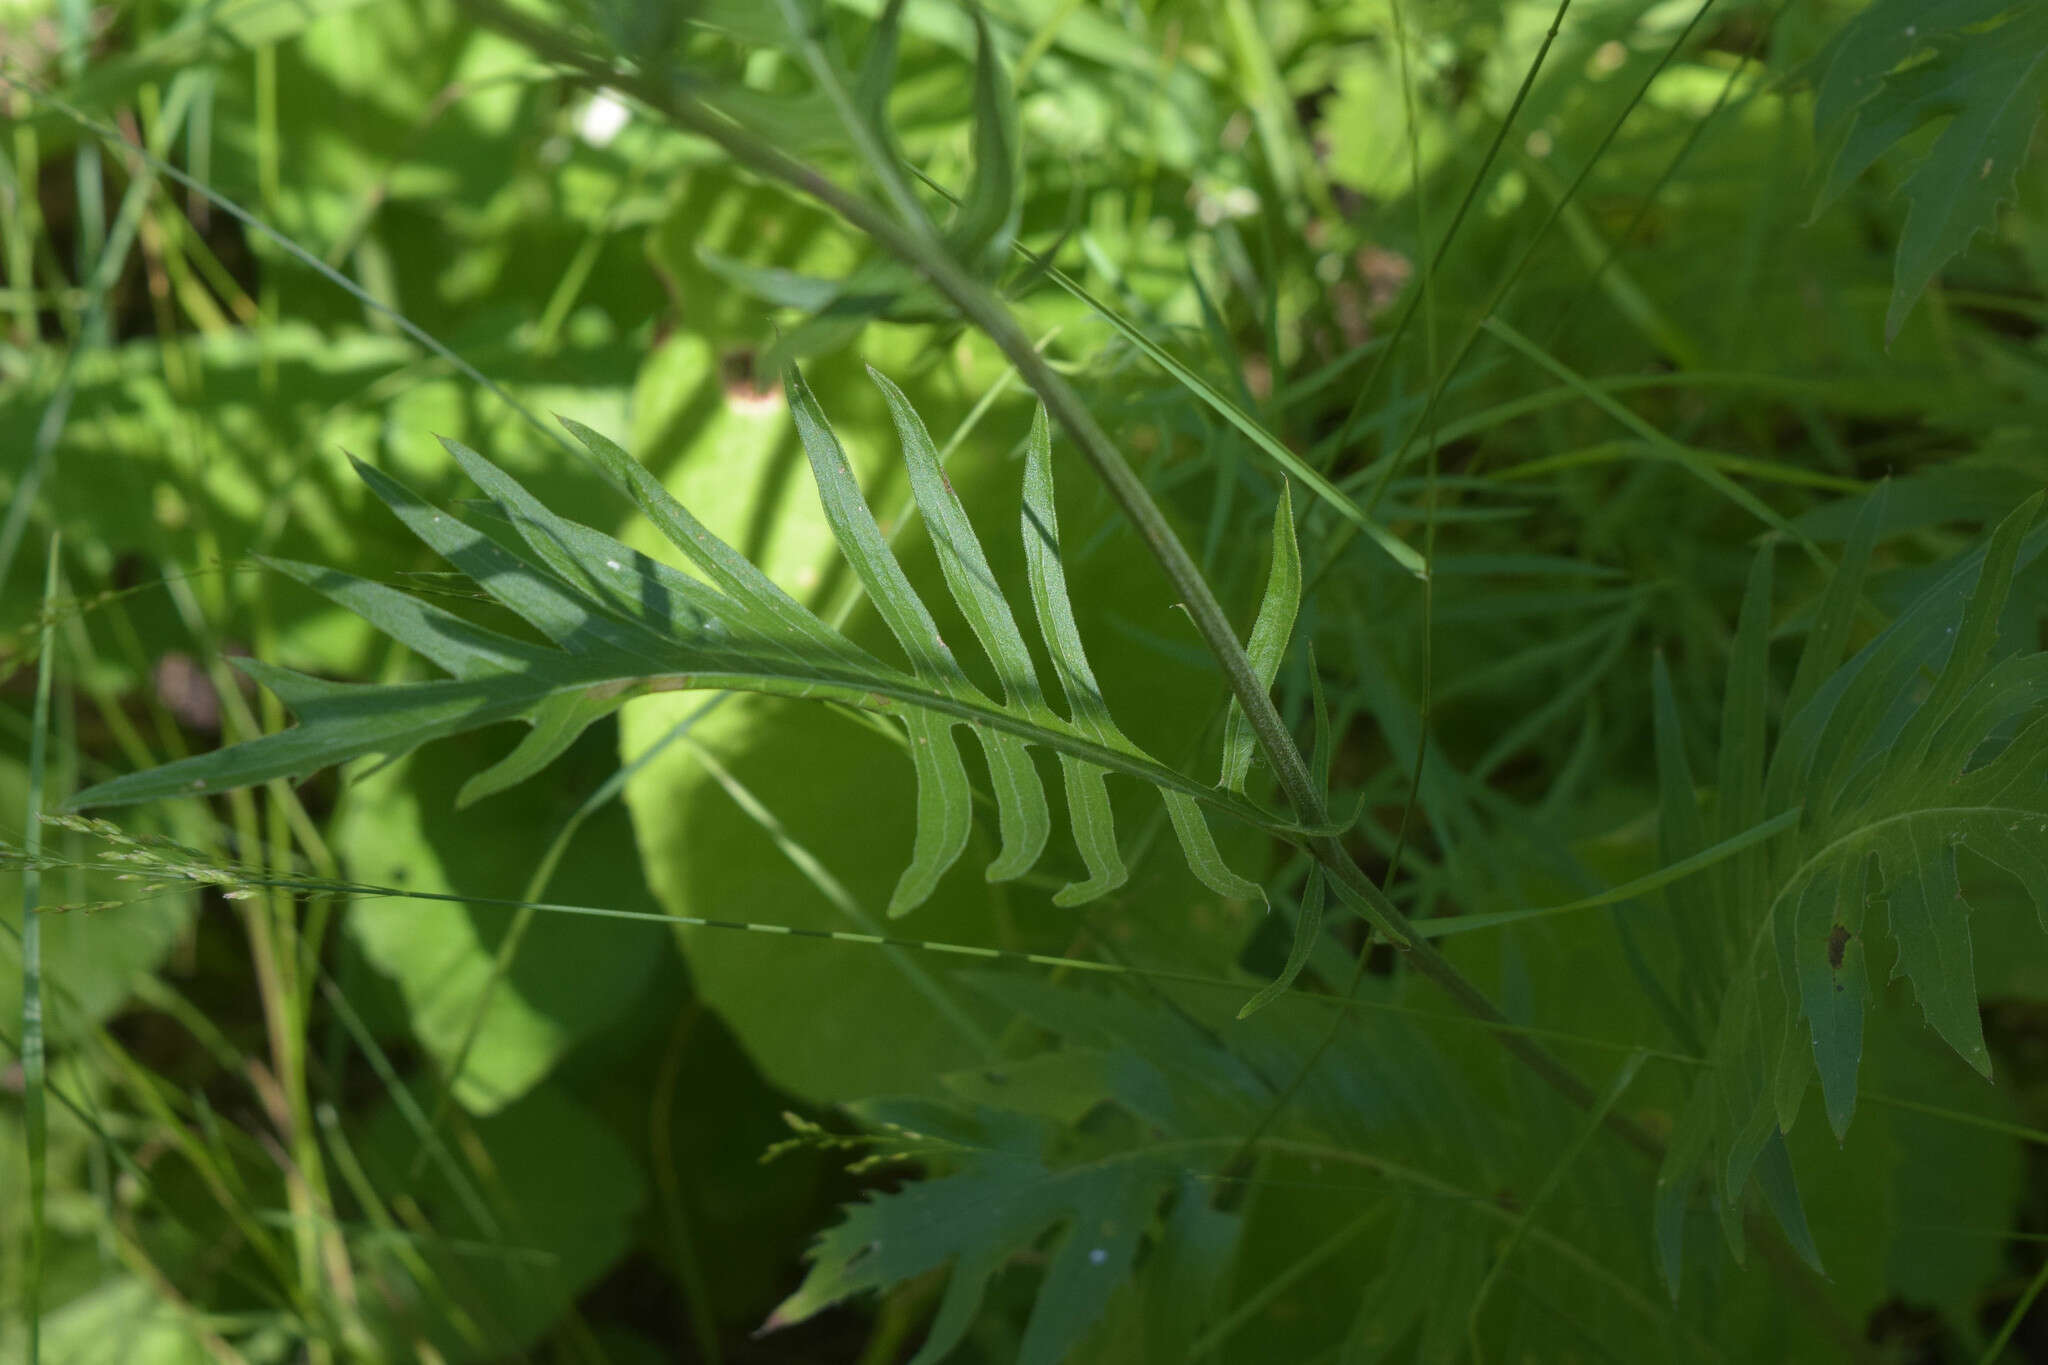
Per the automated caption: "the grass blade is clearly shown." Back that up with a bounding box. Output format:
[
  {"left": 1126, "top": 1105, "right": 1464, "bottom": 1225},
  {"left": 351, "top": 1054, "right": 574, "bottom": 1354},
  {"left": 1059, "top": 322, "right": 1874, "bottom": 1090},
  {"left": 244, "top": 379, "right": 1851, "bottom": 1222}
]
[
  {"left": 1714, "top": 545, "right": 1775, "bottom": 925},
  {"left": 1418, "top": 808, "right": 1802, "bottom": 941},
  {"left": 1785, "top": 481, "right": 1886, "bottom": 720},
  {"left": 1467, "top": 1049, "right": 1648, "bottom": 1336},
  {"left": 1653, "top": 650, "right": 1722, "bottom": 1018},
  {"left": 1034, "top": 253, "right": 1423, "bottom": 576},
  {"left": 906, "top": 154, "right": 1421, "bottom": 576},
  {"left": 1480, "top": 316, "right": 1823, "bottom": 566},
  {"left": 20, "top": 535, "right": 61, "bottom": 1365}
]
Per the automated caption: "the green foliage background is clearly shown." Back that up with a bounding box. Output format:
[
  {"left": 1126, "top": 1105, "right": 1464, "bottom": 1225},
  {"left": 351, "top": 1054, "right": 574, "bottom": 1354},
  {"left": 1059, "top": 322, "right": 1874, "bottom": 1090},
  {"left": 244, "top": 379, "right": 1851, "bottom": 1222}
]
[{"left": 4, "top": 0, "right": 2048, "bottom": 1360}]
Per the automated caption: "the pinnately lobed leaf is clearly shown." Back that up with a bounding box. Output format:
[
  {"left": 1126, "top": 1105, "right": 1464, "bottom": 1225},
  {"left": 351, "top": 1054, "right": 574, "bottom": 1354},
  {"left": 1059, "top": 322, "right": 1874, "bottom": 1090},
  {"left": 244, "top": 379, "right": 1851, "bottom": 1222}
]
[
  {"left": 770, "top": 969, "right": 1510, "bottom": 1361},
  {"left": 1658, "top": 491, "right": 2048, "bottom": 1293},
  {"left": 68, "top": 373, "right": 1280, "bottom": 926},
  {"left": 1812, "top": 0, "right": 2048, "bottom": 340}
]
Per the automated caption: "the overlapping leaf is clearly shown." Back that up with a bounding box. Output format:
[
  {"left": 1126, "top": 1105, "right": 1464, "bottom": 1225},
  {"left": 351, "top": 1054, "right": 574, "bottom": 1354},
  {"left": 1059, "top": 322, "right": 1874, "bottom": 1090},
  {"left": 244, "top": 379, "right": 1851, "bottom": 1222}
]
[
  {"left": 763, "top": 1103, "right": 1181, "bottom": 1365},
  {"left": 766, "top": 973, "right": 1685, "bottom": 1363},
  {"left": 69, "top": 370, "right": 1286, "bottom": 916},
  {"left": 713, "top": 0, "right": 1024, "bottom": 363},
  {"left": 1812, "top": 0, "right": 2048, "bottom": 339},
  {"left": 1654, "top": 491, "right": 2048, "bottom": 1291}
]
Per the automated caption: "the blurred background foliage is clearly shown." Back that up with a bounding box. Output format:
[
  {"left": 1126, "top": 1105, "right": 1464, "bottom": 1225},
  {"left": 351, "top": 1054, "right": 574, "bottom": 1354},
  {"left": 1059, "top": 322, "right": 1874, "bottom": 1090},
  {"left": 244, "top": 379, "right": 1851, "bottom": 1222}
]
[{"left": 3, "top": 0, "right": 2048, "bottom": 1359}]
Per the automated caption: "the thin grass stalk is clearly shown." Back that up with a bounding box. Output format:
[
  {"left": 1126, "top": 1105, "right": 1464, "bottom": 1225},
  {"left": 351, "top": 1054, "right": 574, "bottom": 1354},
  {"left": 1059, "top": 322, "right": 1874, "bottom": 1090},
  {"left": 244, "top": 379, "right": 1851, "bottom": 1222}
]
[{"left": 20, "top": 535, "right": 61, "bottom": 1365}]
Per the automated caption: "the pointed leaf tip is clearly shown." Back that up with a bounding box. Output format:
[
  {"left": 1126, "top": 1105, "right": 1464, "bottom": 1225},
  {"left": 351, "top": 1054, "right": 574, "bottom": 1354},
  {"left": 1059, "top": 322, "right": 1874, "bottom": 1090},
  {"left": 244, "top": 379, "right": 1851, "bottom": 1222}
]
[
  {"left": 1219, "top": 491, "right": 1301, "bottom": 793},
  {"left": 1237, "top": 868, "right": 1324, "bottom": 1019}
]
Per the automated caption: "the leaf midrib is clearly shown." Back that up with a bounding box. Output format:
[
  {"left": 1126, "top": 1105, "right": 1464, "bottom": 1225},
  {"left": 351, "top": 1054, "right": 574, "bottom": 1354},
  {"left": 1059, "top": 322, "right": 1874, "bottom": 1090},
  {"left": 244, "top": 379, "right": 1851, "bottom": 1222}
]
[{"left": 72, "top": 655, "right": 1294, "bottom": 835}]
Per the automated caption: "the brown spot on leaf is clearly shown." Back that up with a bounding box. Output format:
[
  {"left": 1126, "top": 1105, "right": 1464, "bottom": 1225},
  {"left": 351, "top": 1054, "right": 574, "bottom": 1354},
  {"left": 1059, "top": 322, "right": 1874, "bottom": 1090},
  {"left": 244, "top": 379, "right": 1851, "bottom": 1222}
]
[
  {"left": 719, "top": 349, "right": 783, "bottom": 413},
  {"left": 1827, "top": 923, "right": 1851, "bottom": 970}
]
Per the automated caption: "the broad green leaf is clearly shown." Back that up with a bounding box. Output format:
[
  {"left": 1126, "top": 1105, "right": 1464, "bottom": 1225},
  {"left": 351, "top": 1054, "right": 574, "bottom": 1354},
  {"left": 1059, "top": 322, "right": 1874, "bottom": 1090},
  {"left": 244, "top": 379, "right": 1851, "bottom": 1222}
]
[
  {"left": 1810, "top": 0, "right": 2014, "bottom": 139},
  {"left": 337, "top": 725, "right": 665, "bottom": 1114},
  {"left": 773, "top": 975, "right": 1507, "bottom": 1364},
  {"left": 1869, "top": 1007, "right": 2026, "bottom": 1324},
  {"left": 63, "top": 353, "right": 1271, "bottom": 1128},
  {"left": 608, "top": 343, "right": 997, "bottom": 1103},
  {"left": 1467, "top": 1048, "right": 1650, "bottom": 1330},
  {"left": 9, "top": 1277, "right": 211, "bottom": 1365},
  {"left": 1790, "top": 861, "right": 1867, "bottom": 1139},
  {"left": 1752, "top": 1130, "right": 1823, "bottom": 1275},
  {"left": 1338, "top": 1206, "right": 1438, "bottom": 1361},
  {"left": 1138, "top": 1177, "right": 1241, "bottom": 1364},
  {"left": 606, "top": 344, "right": 1255, "bottom": 1106},
  {"left": 355, "top": 1079, "right": 644, "bottom": 1358}
]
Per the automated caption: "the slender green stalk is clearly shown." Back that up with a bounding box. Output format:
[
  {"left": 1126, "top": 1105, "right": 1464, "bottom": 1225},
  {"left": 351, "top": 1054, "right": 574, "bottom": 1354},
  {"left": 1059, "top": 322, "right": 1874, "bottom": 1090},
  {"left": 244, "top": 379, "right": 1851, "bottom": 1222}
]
[
  {"left": 1466, "top": 1050, "right": 1647, "bottom": 1350},
  {"left": 0, "top": 839, "right": 1710, "bottom": 1063},
  {"left": 1188, "top": 1205, "right": 1388, "bottom": 1358},
  {"left": 1320, "top": 0, "right": 1574, "bottom": 464},
  {"left": 449, "top": 0, "right": 1670, "bottom": 1164},
  {"left": 1359, "top": 0, "right": 1721, "bottom": 515},
  {"left": 0, "top": 76, "right": 197, "bottom": 601},
  {"left": 1980, "top": 1255, "right": 2048, "bottom": 1365},
  {"left": 20, "top": 535, "right": 61, "bottom": 1365}
]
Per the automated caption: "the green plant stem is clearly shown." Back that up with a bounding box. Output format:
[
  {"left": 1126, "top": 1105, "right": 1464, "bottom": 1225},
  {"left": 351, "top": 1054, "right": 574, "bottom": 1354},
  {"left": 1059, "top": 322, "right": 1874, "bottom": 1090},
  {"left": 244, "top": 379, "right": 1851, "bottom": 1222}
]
[
  {"left": 455, "top": 0, "right": 1667, "bottom": 1163},
  {"left": 1320, "top": 0, "right": 1573, "bottom": 464},
  {"left": 1980, "top": 1252, "right": 2048, "bottom": 1365},
  {"left": 1355, "top": 0, "right": 1719, "bottom": 517},
  {"left": 21, "top": 535, "right": 60, "bottom": 1365},
  {"left": 412, "top": 36, "right": 1897, "bottom": 1350}
]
